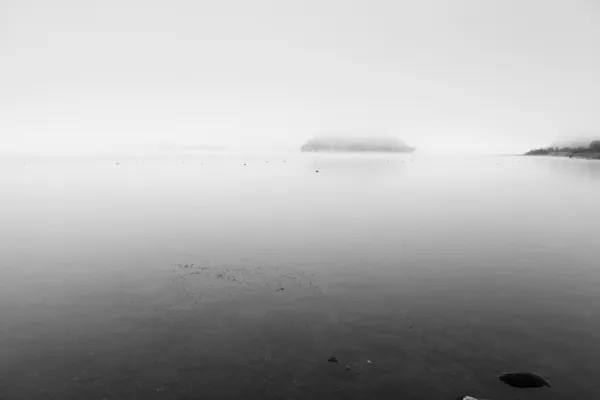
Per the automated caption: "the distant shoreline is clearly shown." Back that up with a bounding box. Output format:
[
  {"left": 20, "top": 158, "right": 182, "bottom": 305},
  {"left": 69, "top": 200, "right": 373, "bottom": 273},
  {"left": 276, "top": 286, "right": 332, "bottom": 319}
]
[
  {"left": 524, "top": 142, "right": 600, "bottom": 160},
  {"left": 524, "top": 152, "right": 600, "bottom": 160}
]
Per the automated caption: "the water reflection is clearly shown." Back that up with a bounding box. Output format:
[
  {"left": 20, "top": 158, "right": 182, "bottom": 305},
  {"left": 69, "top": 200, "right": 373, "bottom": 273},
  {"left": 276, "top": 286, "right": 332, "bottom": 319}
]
[
  {"left": 546, "top": 157, "right": 600, "bottom": 181},
  {"left": 1, "top": 154, "right": 600, "bottom": 399},
  {"left": 306, "top": 154, "right": 407, "bottom": 178}
]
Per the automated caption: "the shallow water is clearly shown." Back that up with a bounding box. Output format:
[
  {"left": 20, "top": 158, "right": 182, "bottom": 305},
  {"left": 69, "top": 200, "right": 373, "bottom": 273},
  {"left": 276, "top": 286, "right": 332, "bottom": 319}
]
[{"left": 1, "top": 153, "right": 599, "bottom": 399}]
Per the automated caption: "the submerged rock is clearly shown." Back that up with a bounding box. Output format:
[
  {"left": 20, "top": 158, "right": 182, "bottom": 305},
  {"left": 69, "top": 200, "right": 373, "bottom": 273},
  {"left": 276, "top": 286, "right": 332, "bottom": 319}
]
[
  {"left": 454, "top": 397, "right": 491, "bottom": 400},
  {"left": 498, "top": 372, "right": 551, "bottom": 388}
]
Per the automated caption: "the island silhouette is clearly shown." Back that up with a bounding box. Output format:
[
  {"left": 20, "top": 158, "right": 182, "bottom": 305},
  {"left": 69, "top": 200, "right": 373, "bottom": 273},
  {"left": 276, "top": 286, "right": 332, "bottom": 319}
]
[{"left": 301, "top": 136, "right": 415, "bottom": 153}]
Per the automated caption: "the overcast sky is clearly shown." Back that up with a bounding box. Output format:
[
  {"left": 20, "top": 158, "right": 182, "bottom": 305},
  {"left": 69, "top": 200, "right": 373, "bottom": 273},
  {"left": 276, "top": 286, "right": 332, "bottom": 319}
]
[{"left": 1, "top": 0, "right": 599, "bottom": 154}]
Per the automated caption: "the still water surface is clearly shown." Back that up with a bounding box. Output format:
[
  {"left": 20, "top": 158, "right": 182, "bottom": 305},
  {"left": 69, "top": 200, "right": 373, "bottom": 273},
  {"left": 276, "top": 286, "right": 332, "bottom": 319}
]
[{"left": 1, "top": 153, "right": 599, "bottom": 399}]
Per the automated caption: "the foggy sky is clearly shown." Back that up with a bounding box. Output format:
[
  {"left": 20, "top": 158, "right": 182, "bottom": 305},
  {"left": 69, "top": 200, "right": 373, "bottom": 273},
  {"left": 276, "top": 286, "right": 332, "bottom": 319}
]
[{"left": 1, "top": 0, "right": 599, "bottom": 155}]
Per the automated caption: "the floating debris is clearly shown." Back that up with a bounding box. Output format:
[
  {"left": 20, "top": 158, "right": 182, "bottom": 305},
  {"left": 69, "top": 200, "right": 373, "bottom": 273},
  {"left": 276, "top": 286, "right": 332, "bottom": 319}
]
[
  {"left": 498, "top": 372, "right": 551, "bottom": 388},
  {"left": 328, "top": 356, "right": 338, "bottom": 364},
  {"left": 344, "top": 365, "right": 351, "bottom": 372},
  {"left": 176, "top": 263, "right": 210, "bottom": 271},
  {"left": 316, "top": 170, "right": 319, "bottom": 173},
  {"left": 168, "top": 263, "right": 326, "bottom": 308}
]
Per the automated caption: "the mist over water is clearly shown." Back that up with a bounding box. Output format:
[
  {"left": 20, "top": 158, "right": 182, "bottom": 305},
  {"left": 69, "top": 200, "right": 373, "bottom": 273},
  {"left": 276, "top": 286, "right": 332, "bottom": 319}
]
[{"left": 1, "top": 153, "right": 600, "bottom": 399}]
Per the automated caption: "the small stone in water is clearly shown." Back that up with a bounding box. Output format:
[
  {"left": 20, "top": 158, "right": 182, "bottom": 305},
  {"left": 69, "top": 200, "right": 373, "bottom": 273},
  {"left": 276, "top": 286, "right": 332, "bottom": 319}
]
[
  {"left": 498, "top": 372, "right": 551, "bottom": 388},
  {"left": 454, "top": 397, "right": 490, "bottom": 400}
]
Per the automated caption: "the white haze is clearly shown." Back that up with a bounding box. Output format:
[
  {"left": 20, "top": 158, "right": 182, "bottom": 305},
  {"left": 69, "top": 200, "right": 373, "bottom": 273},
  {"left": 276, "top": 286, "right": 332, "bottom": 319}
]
[{"left": 1, "top": 0, "right": 600, "bottom": 155}]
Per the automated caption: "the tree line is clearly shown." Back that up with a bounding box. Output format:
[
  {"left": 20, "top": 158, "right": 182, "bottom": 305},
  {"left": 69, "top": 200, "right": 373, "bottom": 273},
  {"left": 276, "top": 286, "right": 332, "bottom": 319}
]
[{"left": 525, "top": 140, "right": 600, "bottom": 155}]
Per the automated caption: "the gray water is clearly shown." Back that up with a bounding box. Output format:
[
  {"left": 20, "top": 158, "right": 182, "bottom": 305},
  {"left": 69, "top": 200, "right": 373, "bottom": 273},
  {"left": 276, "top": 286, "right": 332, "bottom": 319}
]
[{"left": 1, "top": 153, "right": 599, "bottom": 400}]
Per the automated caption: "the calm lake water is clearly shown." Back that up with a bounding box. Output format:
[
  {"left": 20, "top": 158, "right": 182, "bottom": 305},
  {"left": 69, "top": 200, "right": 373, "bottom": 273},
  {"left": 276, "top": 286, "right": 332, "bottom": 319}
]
[{"left": 1, "top": 153, "right": 599, "bottom": 400}]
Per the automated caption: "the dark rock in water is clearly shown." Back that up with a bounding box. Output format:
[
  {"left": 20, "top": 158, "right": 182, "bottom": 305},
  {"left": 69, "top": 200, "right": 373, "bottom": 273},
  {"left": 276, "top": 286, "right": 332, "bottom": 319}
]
[
  {"left": 454, "top": 397, "right": 489, "bottom": 400},
  {"left": 498, "top": 372, "right": 551, "bottom": 388},
  {"left": 328, "top": 356, "right": 338, "bottom": 363}
]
